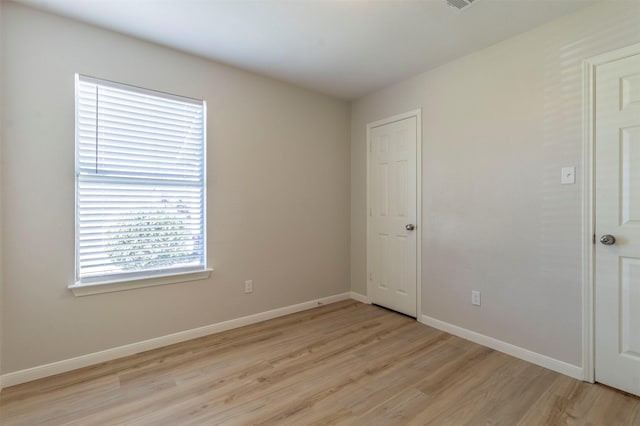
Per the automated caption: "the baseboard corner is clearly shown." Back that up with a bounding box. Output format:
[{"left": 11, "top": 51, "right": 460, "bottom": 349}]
[
  {"left": 419, "top": 314, "right": 583, "bottom": 381},
  {"left": 350, "top": 291, "right": 370, "bottom": 304}
]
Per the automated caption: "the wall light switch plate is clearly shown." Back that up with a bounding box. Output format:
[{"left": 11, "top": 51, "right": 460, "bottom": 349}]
[
  {"left": 561, "top": 166, "right": 575, "bottom": 184},
  {"left": 471, "top": 290, "right": 481, "bottom": 306}
]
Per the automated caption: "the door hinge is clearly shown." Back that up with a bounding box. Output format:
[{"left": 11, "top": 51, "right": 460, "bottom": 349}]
[
  {"left": 593, "top": 233, "right": 596, "bottom": 244},
  {"left": 369, "top": 207, "right": 372, "bottom": 216},
  {"left": 369, "top": 272, "right": 373, "bottom": 281}
]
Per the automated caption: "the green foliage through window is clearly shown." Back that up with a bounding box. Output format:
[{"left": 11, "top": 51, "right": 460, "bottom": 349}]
[{"left": 108, "top": 211, "right": 195, "bottom": 271}]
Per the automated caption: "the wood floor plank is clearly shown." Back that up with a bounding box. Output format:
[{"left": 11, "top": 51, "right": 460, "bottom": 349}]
[
  {"left": 0, "top": 300, "right": 638, "bottom": 425},
  {"left": 135, "top": 315, "right": 414, "bottom": 424}
]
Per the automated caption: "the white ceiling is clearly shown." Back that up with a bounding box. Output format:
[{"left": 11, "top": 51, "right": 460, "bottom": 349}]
[{"left": 16, "top": 0, "right": 598, "bottom": 99}]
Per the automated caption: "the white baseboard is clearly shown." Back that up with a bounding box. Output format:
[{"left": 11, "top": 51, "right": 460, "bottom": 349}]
[
  {"left": 350, "top": 291, "right": 370, "bottom": 304},
  {"left": 1, "top": 292, "right": 351, "bottom": 388},
  {"left": 419, "top": 314, "right": 583, "bottom": 380}
]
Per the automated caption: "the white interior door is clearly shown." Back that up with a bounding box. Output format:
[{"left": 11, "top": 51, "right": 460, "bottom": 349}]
[
  {"left": 368, "top": 115, "right": 418, "bottom": 317},
  {"left": 595, "top": 52, "right": 640, "bottom": 397}
]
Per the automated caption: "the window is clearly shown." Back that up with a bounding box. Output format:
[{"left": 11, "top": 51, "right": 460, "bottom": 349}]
[{"left": 72, "top": 75, "right": 208, "bottom": 294}]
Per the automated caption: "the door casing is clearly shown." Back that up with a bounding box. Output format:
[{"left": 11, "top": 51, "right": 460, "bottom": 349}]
[
  {"left": 366, "top": 109, "right": 422, "bottom": 319},
  {"left": 582, "top": 42, "right": 640, "bottom": 383}
]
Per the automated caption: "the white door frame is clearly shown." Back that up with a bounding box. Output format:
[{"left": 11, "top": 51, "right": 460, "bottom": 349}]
[
  {"left": 366, "top": 109, "right": 422, "bottom": 319},
  {"left": 582, "top": 42, "right": 640, "bottom": 383}
]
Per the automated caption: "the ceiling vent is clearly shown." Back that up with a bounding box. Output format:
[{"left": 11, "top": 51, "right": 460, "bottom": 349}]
[{"left": 445, "top": 0, "right": 479, "bottom": 11}]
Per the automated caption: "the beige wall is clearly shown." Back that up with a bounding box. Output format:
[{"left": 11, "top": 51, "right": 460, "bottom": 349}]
[
  {"left": 1, "top": 2, "right": 350, "bottom": 374},
  {"left": 0, "top": 0, "right": 4, "bottom": 387},
  {"left": 351, "top": 1, "right": 640, "bottom": 366}
]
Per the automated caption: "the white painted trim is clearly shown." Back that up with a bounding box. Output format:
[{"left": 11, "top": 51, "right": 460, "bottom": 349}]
[
  {"left": 416, "top": 111, "right": 423, "bottom": 320},
  {"left": 581, "top": 58, "right": 596, "bottom": 384},
  {"left": 584, "top": 42, "right": 640, "bottom": 66},
  {"left": 69, "top": 269, "right": 213, "bottom": 296},
  {"left": 582, "top": 42, "right": 640, "bottom": 384},
  {"left": 366, "top": 109, "right": 422, "bottom": 319},
  {"left": 420, "top": 314, "right": 583, "bottom": 380},
  {"left": 366, "top": 109, "right": 422, "bottom": 130},
  {"left": 0, "top": 292, "right": 351, "bottom": 388},
  {"left": 350, "top": 291, "right": 371, "bottom": 304}
]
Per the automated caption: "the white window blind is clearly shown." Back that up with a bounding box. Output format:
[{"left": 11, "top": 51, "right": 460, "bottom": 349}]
[{"left": 75, "top": 75, "right": 206, "bottom": 285}]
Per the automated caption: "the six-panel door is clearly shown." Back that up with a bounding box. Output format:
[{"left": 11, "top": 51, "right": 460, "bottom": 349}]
[
  {"left": 369, "top": 116, "right": 418, "bottom": 317},
  {"left": 595, "top": 53, "right": 640, "bottom": 397}
]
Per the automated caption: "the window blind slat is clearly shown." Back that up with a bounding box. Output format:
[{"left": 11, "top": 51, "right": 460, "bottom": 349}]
[
  {"left": 95, "top": 103, "right": 203, "bottom": 124},
  {"left": 79, "top": 233, "right": 202, "bottom": 248},
  {"left": 79, "top": 138, "right": 202, "bottom": 156},
  {"left": 78, "top": 225, "right": 203, "bottom": 238},
  {"left": 95, "top": 117, "right": 203, "bottom": 138},
  {"left": 80, "top": 240, "right": 203, "bottom": 259},
  {"left": 81, "top": 253, "right": 202, "bottom": 272},
  {"left": 76, "top": 75, "right": 206, "bottom": 282},
  {"left": 80, "top": 145, "right": 202, "bottom": 162},
  {"left": 81, "top": 163, "right": 202, "bottom": 176}
]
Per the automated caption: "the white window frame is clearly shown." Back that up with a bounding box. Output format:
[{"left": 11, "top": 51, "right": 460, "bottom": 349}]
[{"left": 69, "top": 75, "right": 211, "bottom": 296}]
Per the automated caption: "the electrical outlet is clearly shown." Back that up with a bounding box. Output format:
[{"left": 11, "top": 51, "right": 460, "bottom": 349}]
[
  {"left": 471, "top": 290, "right": 481, "bottom": 306},
  {"left": 561, "top": 166, "right": 575, "bottom": 184},
  {"left": 244, "top": 280, "right": 253, "bottom": 294}
]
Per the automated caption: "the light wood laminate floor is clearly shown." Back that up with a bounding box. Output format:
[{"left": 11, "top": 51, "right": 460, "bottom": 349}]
[{"left": 1, "top": 300, "right": 638, "bottom": 425}]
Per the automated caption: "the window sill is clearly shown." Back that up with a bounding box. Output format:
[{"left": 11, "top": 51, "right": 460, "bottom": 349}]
[{"left": 68, "top": 268, "right": 213, "bottom": 296}]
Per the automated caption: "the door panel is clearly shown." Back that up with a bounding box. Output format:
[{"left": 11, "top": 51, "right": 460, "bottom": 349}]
[
  {"left": 621, "top": 127, "right": 640, "bottom": 224},
  {"left": 595, "top": 53, "right": 640, "bottom": 397},
  {"left": 620, "top": 258, "right": 640, "bottom": 356},
  {"left": 369, "top": 116, "right": 417, "bottom": 317}
]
